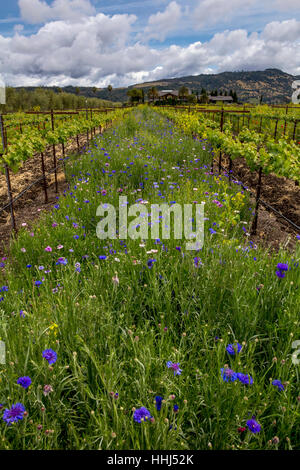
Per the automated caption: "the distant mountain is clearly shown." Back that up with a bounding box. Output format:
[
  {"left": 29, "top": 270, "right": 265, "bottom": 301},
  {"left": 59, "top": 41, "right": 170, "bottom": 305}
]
[
  {"left": 17, "top": 69, "right": 298, "bottom": 104},
  {"left": 91, "top": 68, "right": 299, "bottom": 104}
]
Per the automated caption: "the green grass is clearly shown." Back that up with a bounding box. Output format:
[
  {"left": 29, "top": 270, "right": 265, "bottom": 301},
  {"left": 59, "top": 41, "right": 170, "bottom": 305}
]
[{"left": 0, "top": 109, "right": 299, "bottom": 450}]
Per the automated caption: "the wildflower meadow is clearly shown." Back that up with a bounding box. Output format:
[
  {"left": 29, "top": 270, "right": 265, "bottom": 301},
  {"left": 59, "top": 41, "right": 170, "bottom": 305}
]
[{"left": 0, "top": 108, "right": 299, "bottom": 450}]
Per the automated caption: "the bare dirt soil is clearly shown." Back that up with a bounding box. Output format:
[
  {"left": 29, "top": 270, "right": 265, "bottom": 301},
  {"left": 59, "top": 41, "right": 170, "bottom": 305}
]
[
  {"left": 0, "top": 129, "right": 101, "bottom": 256},
  {"left": 218, "top": 155, "right": 300, "bottom": 250}
]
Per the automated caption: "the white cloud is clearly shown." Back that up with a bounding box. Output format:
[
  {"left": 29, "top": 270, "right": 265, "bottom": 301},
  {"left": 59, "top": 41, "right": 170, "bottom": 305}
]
[
  {"left": 0, "top": 16, "right": 299, "bottom": 88},
  {"left": 18, "top": 0, "right": 96, "bottom": 23},
  {"left": 193, "top": 0, "right": 257, "bottom": 28},
  {"left": 262, "top": 19, "right": 300, "bottom": 42},
  {"left": 144, "top": 2, "right": 182, "bottom": 41}
]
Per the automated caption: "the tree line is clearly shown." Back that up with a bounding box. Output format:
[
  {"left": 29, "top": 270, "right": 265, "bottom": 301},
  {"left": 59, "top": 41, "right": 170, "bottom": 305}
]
[
  {"left": 126, "top": 85, "right": 239, "bottom": 104},
  {"left": 0, "top": 87, "right": 116, "bottom": 113}
]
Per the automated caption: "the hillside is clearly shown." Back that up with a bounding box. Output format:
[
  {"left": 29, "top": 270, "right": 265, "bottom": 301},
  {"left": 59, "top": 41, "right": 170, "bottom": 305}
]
[
  {"left": 76, "top": 69, "right": 300, "bottom": 104},
  {"left": 13, "top": 69, "right": 299, "bottom": 104}
]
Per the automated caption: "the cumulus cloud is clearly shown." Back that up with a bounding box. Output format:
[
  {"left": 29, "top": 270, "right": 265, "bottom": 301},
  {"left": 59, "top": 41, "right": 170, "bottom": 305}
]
[
  {"left": 0, "top": 16, "right": 299, "bottom": 88},
  {"left": 18, "top": 0, "right": 96, "bottom": 24},
  {"left": 143, "top": 2, "right": 182, "bottom": 41},
  {"left": 262, "top": 19, "right": 300, "bottom": 42},
  {"left": 193, "top": 0, "right": 257, "bottom": 28}
]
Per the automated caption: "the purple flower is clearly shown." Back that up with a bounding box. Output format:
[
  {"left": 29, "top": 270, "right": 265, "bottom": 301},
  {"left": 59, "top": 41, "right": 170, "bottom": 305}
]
[
  {"left": 246, "top": 418, "right": 261, "bottom": 434},
  {"left": 56, "top": 257, "right": 68, "bottom": 266},
  {"left": 42, "top": 349, "right": 57, "bottom": 365},
  {"left": 272, "top": 380, "right": 285, "bottom": 391},
  {"left": 155, "top": 396, "right": 163, "bottom": 411},
  {"left": 277, "top": 263, "right": 288, "bottom": 271},
  {"left": 193, "top": 257, "right": 202, "bottom": 267},
  {"left": 99, "top": 255, "right": 107, "bottom": 260},
  {"left": 276, "top": 270, "right": 285, "bottom": 278},
  {"left": 226, "top": 343, "right": 242, "bottom": 355},
  {"left": 43, "top": 384, "right": 54, "bottom": 396},
  {"left": 3, "top": 403, "right": 26, "bottom": 425},
  {"left": 236, "top": 373, "right": 253, "bottom": 385},
  {"left": 147, "top": 259, "right": 156, "bottom": 268},
  {"left": 166, "top": 361, "right": 182, "bottom": 376},
  {"left": 17, "top": 376, "right": 32, "bottom": 389},
  {"left": 221, "top": 368, "right": 237, "bottom": 382},
  {"left": 133, "top": 407, "right": 152, "bottom": 423}
]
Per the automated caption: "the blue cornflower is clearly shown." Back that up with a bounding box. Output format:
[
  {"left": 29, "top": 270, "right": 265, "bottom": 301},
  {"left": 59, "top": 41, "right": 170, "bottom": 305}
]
[
  {"left": 56, "top": 257, "right": 68, "bottom": 266},
  {"left": 42, "top": 349, "right": 57, "bottom": 365},
  {"left": 35, "top": 280, "right": 42, "bottom": 287},
  {"left": 276, "top": 263, "right": 288, "bottom": 278},
  {"left": 155, "top": 396, "right": 163, "bottom": 411},
  {"left": 272, "top": 380, "right": 285, "bottom": 391},
  {"left": 3, "top": 403, "right": 26, "bottom": 425},
  {"left": 173, "top": 404, "right": 179, "bottom": 413},
  {"left": 209, "top": 228, "right": 216, "bottom": 234},
  {"left": 147, "top": 259, "right": 156, "bottom": 268},
  {"left": 236, "top": 373, "right": 253, "bottom": 385},
  {"left": 226, "top": 343, "right": 242, "bottom": 355},
  {"left": 221, "top": 368, "right": 237, "bottom": 382},
  {"left": 246, "top": 418, "right": 261, "bottom": 434},
  {"left": 99, "top": 256, "right": 107, "bottom": 260},
  {"left": 193, "top": 257, "right": 203, "bottom": 267},
  {"left": 17, "top": 376, "right": 32, "bottom": 389},
  {"left": 277, "top": 263, "right": 288, "bottom": 271},
  {"left": 166, "top": 361, "right": 182, "bottom": 376},
  {"left": 133, "top": 407, "right": 152, "bottom": 423}
]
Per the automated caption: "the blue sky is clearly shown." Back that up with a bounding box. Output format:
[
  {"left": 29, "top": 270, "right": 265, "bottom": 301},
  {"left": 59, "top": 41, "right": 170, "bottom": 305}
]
[{"left": 0, "top": 0, "right": 299, "bottom": 87}]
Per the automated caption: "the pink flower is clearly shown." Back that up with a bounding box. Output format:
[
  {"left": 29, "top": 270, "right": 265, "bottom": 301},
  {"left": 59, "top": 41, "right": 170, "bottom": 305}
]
[
  {"left": 45, "top": 246, "right": 52, "bottom": 252},
  {"left": 21, "top": 248, "right": 26, "bottom": 253},
  {"left": 57, "top": 245, "right": 64, "bottom": 250},
  {"left": 43, "top": 385, "right": 53, "bottom": 396}
]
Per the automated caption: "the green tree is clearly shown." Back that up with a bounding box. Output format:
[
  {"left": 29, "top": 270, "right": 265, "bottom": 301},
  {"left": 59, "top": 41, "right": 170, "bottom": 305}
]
[
  {"left": 147, "top": 86, "right": 158, "bottom": 102},
  {"left": 178, "top": 86, "right": 189, "bottom": 102}
]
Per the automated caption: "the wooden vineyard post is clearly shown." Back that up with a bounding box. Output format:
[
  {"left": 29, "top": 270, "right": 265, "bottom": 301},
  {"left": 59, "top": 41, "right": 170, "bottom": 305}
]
[
  {"left": 218, "top": 109, "right": 224, "bottom": 175},
  {"left": 51, "top": 110, "right": 58, "bottom": 193},
  {"left": 0, "top": 115, "right": 16, "bottom": 231},
  {"left": 86, "top": 108, "right": 89, "bottom": 143},
  {"left": 274, "top": 119, "right": 278, "bottom": 139},
  {"left": 62, "top": 142, "right": 67, "bottom": 180},
  {"left": 251, "top": 165, "right": 263, "bottom": 235},
  {"left": 40, "top": 152, "right": 48, "bottom": 204},
  {"left": 293, "top": 121, "right": 297, "bottom": 141},
  {"left": 259, "top": 117, "right": 262, "bottom": 133},
  {"left": 76, "top": 134, "right": 80, "bottom": 152},
  {"left": 283, "top": 105, "right": 288, "bottom": 136}
]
